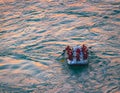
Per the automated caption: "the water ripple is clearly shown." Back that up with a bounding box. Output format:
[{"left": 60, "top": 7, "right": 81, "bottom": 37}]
[{"left": 0, "top": 0, "right": 120, "bottom": 93}]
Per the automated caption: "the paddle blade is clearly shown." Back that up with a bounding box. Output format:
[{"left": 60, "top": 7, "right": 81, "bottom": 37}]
[{"left": 60, "top": 58, "right": 65, "bottom": 62}]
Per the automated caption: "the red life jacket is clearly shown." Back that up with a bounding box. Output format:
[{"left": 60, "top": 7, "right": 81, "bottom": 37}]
[
  {"left": 76, "top": 48, "right": 80, "bottom": 61},
  {"left": 65, "top": 46, "right": 73, "bottom": 60},
  {"left": 66, "top": 46, "right": 70, "bottom": 54},
  {"left": 76, "top": 48, "right": 80, "bottom": 54},
  {"left": 82, "top": 44, "right": 88, "bottom": 60},
  {"left": 68, "top": 50, "right": 73, "bottom": 60}
]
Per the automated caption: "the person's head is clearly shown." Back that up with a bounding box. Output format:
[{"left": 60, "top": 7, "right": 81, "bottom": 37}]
[{"left": 66, "top": 45, "right": 70, "bottom": 50}]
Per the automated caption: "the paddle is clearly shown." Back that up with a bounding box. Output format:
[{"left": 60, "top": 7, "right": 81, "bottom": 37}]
[{"left": 56, "top": 50, "right": 66, "bottom": 60}]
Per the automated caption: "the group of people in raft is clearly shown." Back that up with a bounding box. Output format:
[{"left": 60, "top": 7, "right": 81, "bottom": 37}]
[{"left": 65, "top": 44, "right": 88, "bottom": 61}]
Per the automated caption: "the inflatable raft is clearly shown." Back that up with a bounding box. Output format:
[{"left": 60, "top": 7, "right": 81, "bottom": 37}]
[{"left": 64, "top": 44, "right": 89, "bottom": 65}]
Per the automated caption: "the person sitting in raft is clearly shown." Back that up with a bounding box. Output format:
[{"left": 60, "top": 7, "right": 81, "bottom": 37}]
[
  {"left": 65, "top": 46, "right": 73, "bottom": 60},
  {"left": 82, "top": 44, "right": 88, "bottom": 60},
  {"left": 76, "top": 48, "right": 80, "bottom": 61}
]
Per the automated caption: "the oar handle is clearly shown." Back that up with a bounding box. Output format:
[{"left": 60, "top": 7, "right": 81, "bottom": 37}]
[
  {"left": 56, "top": 49, "right": 66, "bottom": 59},
  {"left": 61, "top": 49, "right": 65, "bottom": 56}
]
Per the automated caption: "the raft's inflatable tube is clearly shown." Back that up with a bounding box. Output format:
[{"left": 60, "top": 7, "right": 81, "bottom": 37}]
[{"left": 67, "top": 59, "right": 88, "bottom": 65}]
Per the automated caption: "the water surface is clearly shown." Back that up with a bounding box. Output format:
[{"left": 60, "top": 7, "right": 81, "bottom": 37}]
[{"left": 0, "top": 0, "right": 120, "bottom": 93}]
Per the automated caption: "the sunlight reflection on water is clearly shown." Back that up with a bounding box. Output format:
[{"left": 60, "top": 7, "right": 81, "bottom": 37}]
[{"left": 0, "top": 0, "right": 120, "bottom": 93}]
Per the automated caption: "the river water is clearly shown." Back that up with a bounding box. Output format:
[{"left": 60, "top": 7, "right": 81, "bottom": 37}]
[{"left": 0, "top": 0, "right": 120, "bottom": 93}]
